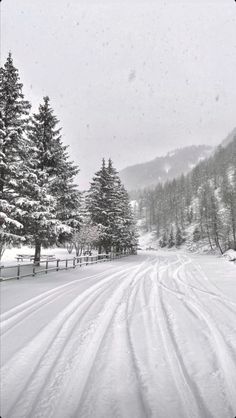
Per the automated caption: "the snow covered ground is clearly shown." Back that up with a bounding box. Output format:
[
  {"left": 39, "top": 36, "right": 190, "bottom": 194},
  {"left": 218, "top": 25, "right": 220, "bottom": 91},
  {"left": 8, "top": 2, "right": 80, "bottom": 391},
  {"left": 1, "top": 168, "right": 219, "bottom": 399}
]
[
  {"left": 1, "top": 250, "right": 236, "bottom": 418},
  {"left": 1, "top": 246, "right": 78, "bottom": 266},
  {"left": 138, "top": 230, "right": 158, "bottom": 249}
]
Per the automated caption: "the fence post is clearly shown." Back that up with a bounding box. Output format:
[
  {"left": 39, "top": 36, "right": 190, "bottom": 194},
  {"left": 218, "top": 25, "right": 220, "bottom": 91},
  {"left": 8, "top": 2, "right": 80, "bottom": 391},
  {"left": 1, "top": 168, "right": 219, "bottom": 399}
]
[
  {"left": 46, "top": 260, "right": 48, "bottom": 274},
  {"left": 57, "top": 259, "right": 59, "bottom": 271},
  {"left": 73, "top": 257, "right": 76, "bottom": 268},
  {"left": 17, "top": 264, "right": 20, "bottom": 280},
  {"left": 66, "top": 259, "right": 68, "bottom": 270},
  {"left": 33, "top": 265, "right": 36, "bottom": 277}
]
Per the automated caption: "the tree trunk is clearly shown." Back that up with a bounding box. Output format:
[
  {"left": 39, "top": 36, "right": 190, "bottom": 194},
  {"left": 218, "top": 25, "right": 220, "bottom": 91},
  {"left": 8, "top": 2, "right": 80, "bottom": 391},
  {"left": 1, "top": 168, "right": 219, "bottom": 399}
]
[
  {"left": 0, "top": 243, "right": 5, "bottom": 261},
  {"left": 34, "top": 241, "right": 41, "bottom": 265},
  {"left": 230, "top": 207, "right": 236, "bottom": 250},
  {"left": 206, "top": 223, "right": 213, "bottom": 250},
  {"left": 215, "top": 234, "right": 223, "bottom": 254},
  {"left": 66, "top": 242, "right": 73, "bottom": 254}
]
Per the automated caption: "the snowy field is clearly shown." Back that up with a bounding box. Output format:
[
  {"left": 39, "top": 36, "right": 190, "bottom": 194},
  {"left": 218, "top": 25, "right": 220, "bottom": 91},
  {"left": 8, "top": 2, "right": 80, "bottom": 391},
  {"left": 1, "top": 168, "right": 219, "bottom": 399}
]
[
  {"left": 1, "top": 250, "right": 236, "bottom": 418},
  {"left": 1, "top": 246, "right": 79, "bottom": 266}
]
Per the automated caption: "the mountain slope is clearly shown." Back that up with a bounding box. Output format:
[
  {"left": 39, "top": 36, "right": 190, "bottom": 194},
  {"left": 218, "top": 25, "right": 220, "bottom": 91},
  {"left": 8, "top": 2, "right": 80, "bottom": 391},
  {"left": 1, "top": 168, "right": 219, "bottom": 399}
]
[
  {"left": 135, "top": 134, "right": 236, "bottom": 253},
  {"left": 119, "top": 145, "right": 212, "bottom": 191},
  {"left": 220, "top": 127, "right": 236, "bottom": 148}
]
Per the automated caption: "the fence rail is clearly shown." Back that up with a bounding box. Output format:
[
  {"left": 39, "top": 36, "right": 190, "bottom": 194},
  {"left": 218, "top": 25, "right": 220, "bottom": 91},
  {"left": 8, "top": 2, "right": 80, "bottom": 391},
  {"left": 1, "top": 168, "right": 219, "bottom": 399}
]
[{"left": 0, "top": 252, "right": 132, "bottom": 281}]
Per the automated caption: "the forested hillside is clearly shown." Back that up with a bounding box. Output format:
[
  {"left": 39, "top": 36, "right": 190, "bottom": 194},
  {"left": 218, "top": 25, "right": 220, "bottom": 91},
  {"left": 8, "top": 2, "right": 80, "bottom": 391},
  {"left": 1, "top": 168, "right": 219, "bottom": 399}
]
[
  {"left": 135, "top": 136, "right": 236, "bottom": 253},
  {"left": 120, "top": 145, "right": 212, "bottom": 191}
]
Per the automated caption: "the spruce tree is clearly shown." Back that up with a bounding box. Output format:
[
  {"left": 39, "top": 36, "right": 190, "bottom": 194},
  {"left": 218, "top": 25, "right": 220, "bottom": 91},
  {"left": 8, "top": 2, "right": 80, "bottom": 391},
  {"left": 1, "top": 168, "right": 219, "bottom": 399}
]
[
  {"left": 0, "top": 53, "right": 31, "bottom": 258},
  {"left": 114, "top": 178, "right": 138, "bottom": 253},
  {"left": 193, "top": 226, "right": 201, "bottom": 242},
  {"left": 24, "top": 97, "right": 80, "bottom": 263},
  {"left": 175, "top": 226, "right": 184, "bottom": 246},
  {"left": 87, "top": 159, "right": 138, "bottom": 254},
  {"left": 86, "top": 159, "right": 112, "bottom": 253},
  {"left": 159, "top": 231, "right": 167, "bottom": 248},
  {"left": 168, "top": 227, "right": 175, "bottom": 248}
]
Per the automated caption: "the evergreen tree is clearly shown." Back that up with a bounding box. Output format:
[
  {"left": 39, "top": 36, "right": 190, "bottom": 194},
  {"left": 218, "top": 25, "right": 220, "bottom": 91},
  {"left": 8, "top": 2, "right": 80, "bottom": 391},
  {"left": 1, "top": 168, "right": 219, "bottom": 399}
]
[
  {"left": 175, "top": 226, "right": 184, "bottom": 246},
  {"left": 24, "top": 97, "right": 80, "bottom": 263},
  {"left": 114, "top": 179, "right": 138, "bottom": 252},
  {"left": 168, "top": 227, "right": 175, "bottom": 248},
  {"left": 159, "top": 231, "right": 167, "bottom": 248},
  {"left": 86, "top": 159, "right": 113, "bottom": 253},
  {"left": 87, "top": 159, "right": 138, "bottom": 254},
  {"left": 193, "top": 226, "right": 201, "bottom": 242},
  {"left": 0, "top": 53, "right": 31, "bottom": 258}
]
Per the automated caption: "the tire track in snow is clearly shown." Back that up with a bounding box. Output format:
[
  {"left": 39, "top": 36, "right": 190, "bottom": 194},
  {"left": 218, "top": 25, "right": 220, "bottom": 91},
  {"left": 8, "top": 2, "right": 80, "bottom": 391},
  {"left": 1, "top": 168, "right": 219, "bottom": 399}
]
[
  {"left": 2, "top": 278, "right": 119, "bottom": 417},
  {"left": 153, "top": 260, "right": 209, "bottom": 418},
  {"left": 175, "top": 254, "right": 236, "bottom": 309},
  {"left": 174, "top": 257, "right": 236, "bottom": 357},
  {"left": 76, "top": 263, "right": 153, "bottom": 418},
  {"left": 6, "top": 281, "right": 122, "bottom": 418},
  {"left": 2, "top": 252, "right": 235, "bottom": 418},
  {"left": 122, "top": 265, "right": 153, "bottom": 418},
  {"left": 0, "top": 263, "right": 137, "bottom": 336},
  {"left": 157, "top": 258, "right": 236, "bottom": 416},
  {"left": 173, "top": 263, "right": 236, "bottom": 414},
  {"left": 1, "top": 264, "right": 142, "bottom": 418},
  {"left": 128, "top": 261, "right": 184, "bottom": 417},
  {"left": 49, "top": 260, "right": 150, "bottom": 418}
]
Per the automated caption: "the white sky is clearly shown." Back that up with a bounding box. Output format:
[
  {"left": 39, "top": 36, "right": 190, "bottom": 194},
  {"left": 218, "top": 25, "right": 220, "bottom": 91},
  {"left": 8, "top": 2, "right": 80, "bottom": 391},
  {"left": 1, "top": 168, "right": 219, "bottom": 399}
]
[{"left": 2, "top": 0, "right": 236, "bottom": 188}]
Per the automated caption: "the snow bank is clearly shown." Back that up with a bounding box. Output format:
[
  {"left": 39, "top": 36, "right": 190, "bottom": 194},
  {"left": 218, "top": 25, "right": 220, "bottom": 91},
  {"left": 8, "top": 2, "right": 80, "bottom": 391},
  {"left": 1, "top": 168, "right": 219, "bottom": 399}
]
[{"left": 222, "top": 249, "right": 236, "bottom": 263}]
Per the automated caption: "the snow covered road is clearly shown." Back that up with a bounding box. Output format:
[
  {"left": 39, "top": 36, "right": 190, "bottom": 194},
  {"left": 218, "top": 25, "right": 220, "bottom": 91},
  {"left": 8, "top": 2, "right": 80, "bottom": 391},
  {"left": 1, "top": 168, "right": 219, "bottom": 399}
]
[{"left": 1, "top": 251, "right": 236, "bottom": 418}]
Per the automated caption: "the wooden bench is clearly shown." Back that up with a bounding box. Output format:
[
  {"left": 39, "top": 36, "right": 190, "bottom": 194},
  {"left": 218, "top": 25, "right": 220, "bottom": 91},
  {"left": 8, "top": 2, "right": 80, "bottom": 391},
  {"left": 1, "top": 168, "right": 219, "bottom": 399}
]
[
  {"left": 16, "top": 254, "right": 56, "bottom": 262},
  {"left": 16, "top": 255, "right": 34, "bottom": 262}
]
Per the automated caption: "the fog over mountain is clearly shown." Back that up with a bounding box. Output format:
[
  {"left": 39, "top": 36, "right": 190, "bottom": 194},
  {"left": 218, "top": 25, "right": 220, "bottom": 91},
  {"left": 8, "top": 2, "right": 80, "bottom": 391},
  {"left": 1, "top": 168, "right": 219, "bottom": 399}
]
[
  {"left": 119, "top": 145, "right": 212, "bottom": 191},
  {"left": 119, "top": 128, "right": 236, "bottom": 191}
]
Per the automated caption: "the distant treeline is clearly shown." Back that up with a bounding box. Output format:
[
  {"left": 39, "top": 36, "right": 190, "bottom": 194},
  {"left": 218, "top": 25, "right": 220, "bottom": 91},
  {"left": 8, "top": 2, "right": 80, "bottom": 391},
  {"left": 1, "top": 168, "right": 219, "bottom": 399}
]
[{"left": 135, "top": 137, "right": 236, "bottom": 252}]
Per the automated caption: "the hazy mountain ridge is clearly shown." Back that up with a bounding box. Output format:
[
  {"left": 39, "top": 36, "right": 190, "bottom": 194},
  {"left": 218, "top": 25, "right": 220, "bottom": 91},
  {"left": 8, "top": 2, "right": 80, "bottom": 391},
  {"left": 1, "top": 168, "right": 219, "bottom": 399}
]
[
  {"left": 120, "top": 145, "right": 213, "bottom": 191},
  {"left": 120, "top": 128, "right": 236, "bottom": 191},
  {"left": 220, "top": 127, "right": 236, "bottom": 148}
]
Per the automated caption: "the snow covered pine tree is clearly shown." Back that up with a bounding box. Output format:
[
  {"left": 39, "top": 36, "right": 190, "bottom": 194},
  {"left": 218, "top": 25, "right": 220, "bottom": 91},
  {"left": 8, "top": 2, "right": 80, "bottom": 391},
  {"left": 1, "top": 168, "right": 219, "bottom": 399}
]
[
  {"left": 87, "top": 159, "right": 138, "bottom": 254},
  {"left": 0, "top": 53, "right": 31, "bottom": 259},
  {"left": 24, "top": 97, "right": 80, "bottom": 264}
]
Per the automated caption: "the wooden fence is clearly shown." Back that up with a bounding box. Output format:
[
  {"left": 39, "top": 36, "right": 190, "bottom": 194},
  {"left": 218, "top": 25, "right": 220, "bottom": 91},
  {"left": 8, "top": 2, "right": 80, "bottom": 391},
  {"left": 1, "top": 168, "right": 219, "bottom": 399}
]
[{"left": 0, "top": 252, "right": 132, "bottom": 281}]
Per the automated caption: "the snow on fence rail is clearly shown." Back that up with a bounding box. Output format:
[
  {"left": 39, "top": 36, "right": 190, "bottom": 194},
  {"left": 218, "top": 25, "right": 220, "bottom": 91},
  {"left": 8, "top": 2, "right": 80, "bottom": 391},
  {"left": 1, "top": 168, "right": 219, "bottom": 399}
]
[{"left": 0, "top": 252, "right": 132, "bottom": 281}]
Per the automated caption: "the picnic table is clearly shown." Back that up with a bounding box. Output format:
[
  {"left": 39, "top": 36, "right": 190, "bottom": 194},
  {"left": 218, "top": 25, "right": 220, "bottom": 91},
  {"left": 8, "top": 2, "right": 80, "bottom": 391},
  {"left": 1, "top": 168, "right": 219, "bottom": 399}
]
[{"left": 16, "top": 254, "right": 56, "bottom": 262}]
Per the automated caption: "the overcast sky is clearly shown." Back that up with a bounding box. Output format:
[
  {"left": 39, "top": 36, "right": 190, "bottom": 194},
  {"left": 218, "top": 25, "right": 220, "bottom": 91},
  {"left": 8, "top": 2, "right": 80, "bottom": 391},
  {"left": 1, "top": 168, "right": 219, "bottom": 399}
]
[{"left": 2, "top": 0, "right": 236, "bottom": 188}]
